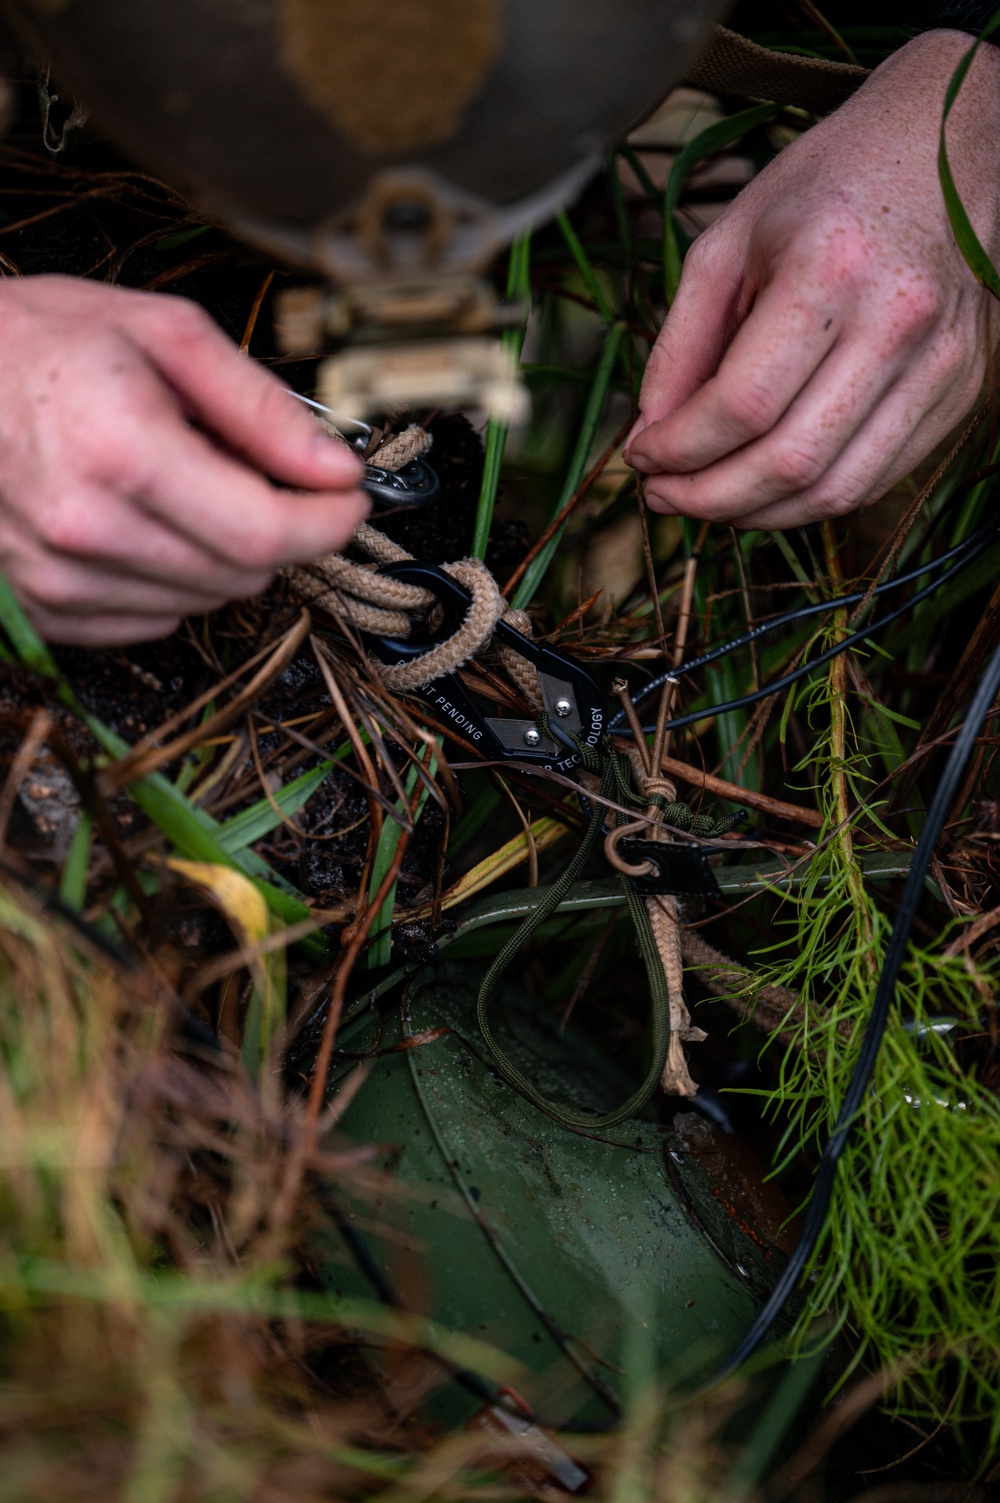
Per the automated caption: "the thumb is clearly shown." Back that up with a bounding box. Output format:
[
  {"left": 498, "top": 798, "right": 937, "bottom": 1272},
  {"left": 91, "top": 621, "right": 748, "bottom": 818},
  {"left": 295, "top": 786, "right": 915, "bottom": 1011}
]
[{"left": 120, "top": 294, "right": 364, "bottom": 491}]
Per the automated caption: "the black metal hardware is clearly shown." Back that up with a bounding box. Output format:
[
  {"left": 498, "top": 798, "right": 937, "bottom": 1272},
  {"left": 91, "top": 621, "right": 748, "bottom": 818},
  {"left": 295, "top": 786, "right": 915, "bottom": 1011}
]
[
  {"left": 362, "top": 456, "right": 439, "bottom": 508},
  {"left": 364, "top": 561, "right": 606, "bottom": 773},
  {"left": 288, "top": 394, "right": 440, "bottom": 509},
  {"left": 618, "top": 839, "right": 722, "bottom": 899}
]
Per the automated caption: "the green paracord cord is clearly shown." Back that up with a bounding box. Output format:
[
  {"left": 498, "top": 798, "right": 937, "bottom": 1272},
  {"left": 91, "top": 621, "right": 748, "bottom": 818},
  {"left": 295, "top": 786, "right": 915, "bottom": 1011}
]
[
  {"left": 475, "top": 731, "right": 744, "bottom": 1131},
  {"left": 475, "top": 742, "right": 672, "bottom": 1131}
]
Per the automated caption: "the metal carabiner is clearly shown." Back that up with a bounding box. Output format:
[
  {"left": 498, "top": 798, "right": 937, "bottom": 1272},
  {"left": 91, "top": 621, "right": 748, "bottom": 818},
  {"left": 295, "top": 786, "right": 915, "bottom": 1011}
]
[
  {"left": 290, "top": 392, "right": 440, "bottom": 508},
  {"left": 363, "top": 560, "right": 607, "bottom": 774}
]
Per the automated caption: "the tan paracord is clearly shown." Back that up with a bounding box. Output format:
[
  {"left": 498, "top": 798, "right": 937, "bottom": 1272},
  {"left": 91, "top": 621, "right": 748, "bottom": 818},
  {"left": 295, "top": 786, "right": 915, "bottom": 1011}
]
[
  {"left": 283, "top": 426, "right": 542, "bottom": 700},
  {"left": 604, "top": 744, "right": 707, "bottom": 1098},
  {"left": 289, "top": 419, "right": 840, "bottom": 1085}
]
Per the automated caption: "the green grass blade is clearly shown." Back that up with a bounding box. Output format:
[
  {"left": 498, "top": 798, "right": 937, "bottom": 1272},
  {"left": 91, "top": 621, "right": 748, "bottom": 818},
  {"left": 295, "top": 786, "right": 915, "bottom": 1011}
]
[
  {"left": 556, "top": 210, "right": 616, "bottom": 324},
  {"left": 617, "top": 144, "right": 660, "bottom": 205},
  {"left": 0, "top": 571, "right": 61, "bottom": 680},
  {"left": 0, "top": 568, "right": 329, "bottom": 956},
  {"left": 155, "top": 224, "right": 210, "bottom": 251},
  {"left": 58, "top": 812, "right": 92, "bottom": 911},
  {"left": 772, "top": 529, "right": 820, "bottom": 602},
  {"left": 471, "top": 234, "right": 532, "bottom": 560},
  {"left": 938, "top": 21, "right": 1000, "bottom": 299},
  {"left": 216, "top": 761, "right": 333, "bottom": 853},
  {"left": 663, "top": 102, "right": 777, "bottom": 303},
  {"left": 723, "top": 1342, "right": 830, "bottom": 1498},
  {"left": 367, "top": 759, "right": 434, "bottom": 969},
  {"left": 512, "top": 320, "right": 627, "bottom": 608},
  {"left": 129, "top": 770, "right": 325, "bottom": 940}
]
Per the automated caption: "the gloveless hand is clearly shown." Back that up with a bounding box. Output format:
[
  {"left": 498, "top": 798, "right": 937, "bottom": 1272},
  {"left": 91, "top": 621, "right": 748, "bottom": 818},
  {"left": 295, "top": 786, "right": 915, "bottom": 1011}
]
[
  {"left": 626, "top": 31, "right": 1000, "bottom": 530},
  {"left": 0, "top": 275, "right": 368, "bottom": 644}
]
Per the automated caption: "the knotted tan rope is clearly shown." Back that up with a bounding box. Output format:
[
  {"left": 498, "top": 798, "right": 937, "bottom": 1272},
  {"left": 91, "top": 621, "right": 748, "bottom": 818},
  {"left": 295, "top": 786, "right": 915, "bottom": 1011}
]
[
  {"left": 284, "top": 423, "right": 542, "bottom": 701},
  {"left": 351, "top": 520, "right": 412, "bottom": 567},
  {"left": 680, "top": 930, "right": 850, "bottom": 1046},
  {"left": 284, "top": 425, "right": 437, "bottom": 639},
  {"left": 496, "top": 607, "right": 544, "bottom": 710},
  {"left": 287, "top": 567, "right": 414, "bottom": 638},
  {"left": 649, "top": 893, "right": 704, "bottom": 1097},
  {"left": 604, "top": 740, "right": 704, "bottom": 1099},
  {"left": 376, "top": 557, "right": 508, "bottom": 692},
  {"left": 369, "top": 424, "right": 432, "bottom": 470}
]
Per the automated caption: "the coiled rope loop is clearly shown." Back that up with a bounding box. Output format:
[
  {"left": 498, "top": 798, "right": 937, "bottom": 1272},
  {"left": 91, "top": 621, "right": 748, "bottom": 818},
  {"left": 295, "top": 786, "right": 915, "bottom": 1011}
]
[{"left": 284, "top": 425, "right": 542, "bottom": 696}]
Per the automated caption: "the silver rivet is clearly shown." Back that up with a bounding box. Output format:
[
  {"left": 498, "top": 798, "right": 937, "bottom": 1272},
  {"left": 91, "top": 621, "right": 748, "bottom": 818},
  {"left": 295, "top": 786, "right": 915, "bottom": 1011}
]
[
  {"left": 523, "top": 727, "right": 541, "bottom": 747},
  {"left": 554, "top": 697, "right": 573, "bottom": 718}
]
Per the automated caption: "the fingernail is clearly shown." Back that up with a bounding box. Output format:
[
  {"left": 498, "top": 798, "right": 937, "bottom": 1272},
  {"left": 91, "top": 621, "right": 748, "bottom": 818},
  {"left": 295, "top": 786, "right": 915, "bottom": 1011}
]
[
  {"left": 629, "top": 453, "right": 656, "bottom": 474},
  {"left": 313, "top": 433, "right": 362, "bottom": 475}
]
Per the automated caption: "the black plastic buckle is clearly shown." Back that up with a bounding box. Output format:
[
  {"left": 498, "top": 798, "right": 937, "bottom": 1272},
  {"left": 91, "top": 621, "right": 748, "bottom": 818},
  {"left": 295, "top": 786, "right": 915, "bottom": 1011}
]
[
  {"left": 618, "top": 838, "right": 721, "bottom": 899},
  {"left": 363, "top": 561, "right": 606, "bottom": 773}
]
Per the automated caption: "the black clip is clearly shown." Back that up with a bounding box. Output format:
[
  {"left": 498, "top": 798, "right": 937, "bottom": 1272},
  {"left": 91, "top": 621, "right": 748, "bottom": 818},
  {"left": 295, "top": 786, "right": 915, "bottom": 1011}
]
[
  {"left": 362, "top": 456, "right": 439, "bottom": 509},
  {"left": 290, "top": 396, "right": 440, "bottom": 509},
  {"left": 363, "top": 561, "right": 606, "bottom": 774},
  {"left": 348, "top": 420, "right": 439, "bottom": 508},
  {"left": 618, "top": 838, "right": 722, "bottom": 899}
]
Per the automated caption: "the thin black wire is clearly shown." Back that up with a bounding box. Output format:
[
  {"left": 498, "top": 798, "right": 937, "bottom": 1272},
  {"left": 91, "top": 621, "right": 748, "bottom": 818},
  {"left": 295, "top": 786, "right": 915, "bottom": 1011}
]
[
  {"left": 609, "top": 526, "right": 998, "bottom": 738},
  {"left": 702, "top": 633, "right": 1000, "bottom": 1384},
  {"left": 655, "top": 520, "right": 994, "bottom": 687}
]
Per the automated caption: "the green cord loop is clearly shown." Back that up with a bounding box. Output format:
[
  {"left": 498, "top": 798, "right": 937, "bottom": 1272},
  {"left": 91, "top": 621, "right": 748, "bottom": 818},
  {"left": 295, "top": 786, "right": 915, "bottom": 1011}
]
[
  {"left": 473, "top": 731, "right": 743, "bottom": 1129},
  {"left": 475, "top": 754, "right": 670, "bottom": 1131}
]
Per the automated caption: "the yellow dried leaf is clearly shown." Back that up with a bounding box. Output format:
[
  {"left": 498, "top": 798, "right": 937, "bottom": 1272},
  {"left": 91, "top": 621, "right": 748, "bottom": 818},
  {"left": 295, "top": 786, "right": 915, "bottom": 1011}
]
[
  {"left": 167, "top": 860, "right": 270, "bottom": 945},
  {"left": 404, "top": 817, "right": 567, "bottom": 922}
]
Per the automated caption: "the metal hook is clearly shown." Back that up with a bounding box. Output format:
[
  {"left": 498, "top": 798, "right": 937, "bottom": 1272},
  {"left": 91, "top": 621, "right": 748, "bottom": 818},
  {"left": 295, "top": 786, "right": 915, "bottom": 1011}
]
[{"left": 603, "top": 819, "right": 657, "bottom": 878}]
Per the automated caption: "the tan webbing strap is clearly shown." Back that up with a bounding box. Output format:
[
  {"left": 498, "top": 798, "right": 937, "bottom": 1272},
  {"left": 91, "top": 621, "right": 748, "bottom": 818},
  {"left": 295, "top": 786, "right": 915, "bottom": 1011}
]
[{"left": 686, "top": 25, "right": 869, "bottom": 114}]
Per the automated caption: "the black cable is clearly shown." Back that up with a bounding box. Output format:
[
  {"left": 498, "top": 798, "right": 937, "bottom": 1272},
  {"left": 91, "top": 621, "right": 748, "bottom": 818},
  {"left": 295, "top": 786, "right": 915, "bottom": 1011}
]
[
  {"left": 620, "top": 520, "right": 997, "bottom": 718},
  {"left": 610, "top": 528, "right": 998, "bottom": 738},
  {"left": 703, "top": 634, "right": 1000, "bottom": 1384}
]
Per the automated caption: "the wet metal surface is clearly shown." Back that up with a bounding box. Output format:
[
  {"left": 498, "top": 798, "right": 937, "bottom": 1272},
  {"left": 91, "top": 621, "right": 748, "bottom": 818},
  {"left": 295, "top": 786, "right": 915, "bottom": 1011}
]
[{"left": 317, "top": 964, "right": 785, "bottom": 1428}]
